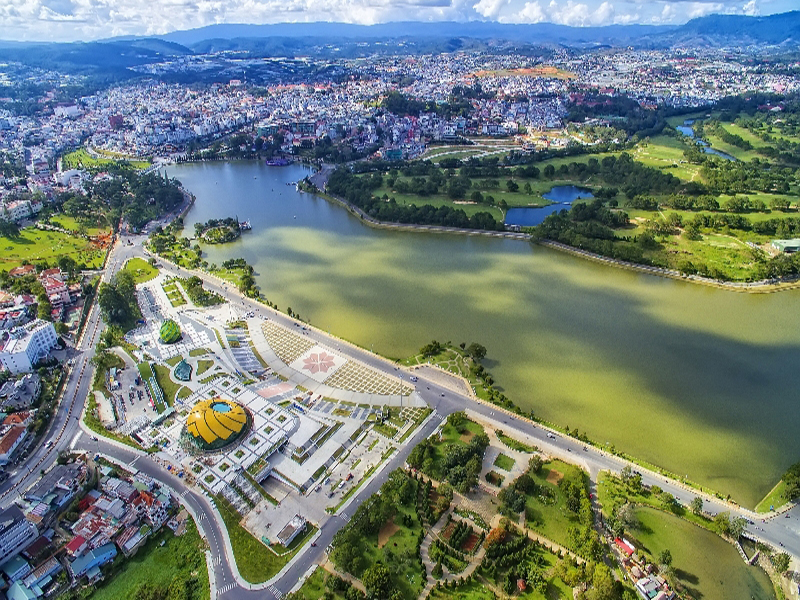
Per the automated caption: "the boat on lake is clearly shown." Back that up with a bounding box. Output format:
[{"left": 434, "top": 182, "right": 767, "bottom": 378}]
[
  {"left": 239, "top": 221, "right": 252, "bottom": 231},
  {"left": 266, "top": 157, "right": 291, "bottom": 166}
]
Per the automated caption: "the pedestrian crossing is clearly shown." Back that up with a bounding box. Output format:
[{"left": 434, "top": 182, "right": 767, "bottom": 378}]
[
  {"left": 339, "top": 511, "right": 350, "bottom": 522},
  {"left": 218, "top": 582, "right": 236, "bottom": 594},
  {"left": 268, "top": 584, "right": 284, "bottom": 599}
]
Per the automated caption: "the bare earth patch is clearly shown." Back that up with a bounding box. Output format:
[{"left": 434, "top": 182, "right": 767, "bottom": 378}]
[
  {"left": 546, "top": 469, "right": 564, "bottom": 485},
  {"left": 378, "top": 517, "right": 400, "bottom": 548},
  {"left": 459, "top": 431, "right": 475, "bottom": 443}
]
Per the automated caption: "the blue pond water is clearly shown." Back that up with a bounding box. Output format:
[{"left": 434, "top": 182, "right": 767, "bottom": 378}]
[
  {"left": 505, "top": 186, "right": 594, "bottom": 226},
  {"left": 677, "top": 120, "right": 737, "bottom": 161}
]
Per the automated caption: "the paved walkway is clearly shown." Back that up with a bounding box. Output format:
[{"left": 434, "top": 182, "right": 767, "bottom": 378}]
[{"left": 248, "top": 317, "right": 424, "bottom": 407}]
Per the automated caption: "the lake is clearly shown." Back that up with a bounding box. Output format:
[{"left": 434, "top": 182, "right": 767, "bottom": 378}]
[
  {"left": 633, "top": 507, "right": 775, "bottom": 600},
  {"left": 171, "top": 160, "right": 800, "bottom": 508},
  {"left": 505, "top": 186, "right": 594, "bottom": 226}
]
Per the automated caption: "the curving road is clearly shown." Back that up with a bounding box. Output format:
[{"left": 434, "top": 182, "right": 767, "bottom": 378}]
[{"left": 2, "top": 232, "right": 797, "bottom": 600}]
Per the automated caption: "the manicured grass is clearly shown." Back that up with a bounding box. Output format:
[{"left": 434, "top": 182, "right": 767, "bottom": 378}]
[
  {"left": 153, "top": 364, "right": 182, "bottom": 406},
  {"left": 0, "top": 226, "right": 106, "bottom": 272},
  {"left": 62, "top": 146, "right": 151, "bottom": 170},
  {"left": 189, "top": 348, "right": 209, "bottom": 357},
  {"left": 291, "top": 568, "right": 343, "bottom": 600},
  {"left": 496, "top": 431, "right": 537, "bottom": 453},
  {"left": 493, "top": 453, "right": 515, "bottom": 471},
  {"left": 196, "top": 359, "right": 214, "bottom": 376},
  {"left": 596, "top": 471, "right": 713, "bottom": 532},
  {"left": 49, "top": 213, "right": 110, "bottom": 236},
  {"left": 90, "top": 519, "right": 209, "bottom": 600},
  {"left": 122, "top": 257, "right": 159, "bottom": 284},
  {"left": 177, "top": 386, "right": 193, "bottom": 401},
  {"left": 632, "top": 135, "right": 702, "bottom": 182},
  {"left": 165, "top": 355, "right": 184, "bottom": 367},
  {"left": 754, "top": 479, "right": 789, "bottom": 514},
  {"left": 214, "top": 494, "right": 305, "bottom": 584},
  {"left": 524, "top": 460, "right": 587, "bottom": 550},
  {"left": 631, "top": 507, "right": 775, "bottom": 600}
]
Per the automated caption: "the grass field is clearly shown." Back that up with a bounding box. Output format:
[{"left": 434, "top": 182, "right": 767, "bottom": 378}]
[
  {"left": 153, "top": 364, "right": 182, "bottom": 406},
  {"left": 49, "top": 214, "right": 110, "bottom": 237},
  {"left": 290, "top": 568, "right": 347, "bottom": 600},
  {"left": 632, "top": 135, "right": 702, "bottom": 182},
  {"left": 62, "top": 146, "right": 151, "bottom": 170},
  {"left": 524, "top": 460, "right": 587, "bottom": 550},
  {"left": 493, "top": 453, "right": 515, "bottom": 471},
  {"left": 90, "top": 519, "right": 209, "bottom": 600},
  {"left": 196, "top": 359, "right": 214, "bottom": 376},
  {"left": 631, "top": 507, "right": 775, "bottom": 600},
  {"left": 497, "top": 431, "right": 537, "bottom": 453},
  {"left": 214, "top": 494, "right": 310, "bottom": 584},
  {"left": 123, "top": 257, "right": 159, "bottom": 284},
  {"left": 754, "top": 479, "right": 789, "bottom": 514},
  {"left": 0, "top": 226, "right": 106, "bottom": 272}
]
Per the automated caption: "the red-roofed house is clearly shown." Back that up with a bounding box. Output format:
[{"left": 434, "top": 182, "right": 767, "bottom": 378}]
[
  {"left": 3, "top": 412, "right": 32, "bottom": 427},
  {"left": 65, "top": 535, "right": 88, "bottom": 558},
  {"left": 8, "top": 265, "right": 35, "bottom": 278},
  {"left": 0, "top": 426, "right": 27, "bottom": 465}
]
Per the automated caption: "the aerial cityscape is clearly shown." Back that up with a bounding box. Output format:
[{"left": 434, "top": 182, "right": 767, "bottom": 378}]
[{"left": 0, "top": 4, "right": 799, "bottom": 600}]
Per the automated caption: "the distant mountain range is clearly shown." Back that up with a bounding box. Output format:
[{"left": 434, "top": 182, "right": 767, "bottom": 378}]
[
  {"left": 0, "top": 11, "right": 797, "bottom": 79},
  {"left": 148, "top": 11, "right": 800, "bottom": 50}
]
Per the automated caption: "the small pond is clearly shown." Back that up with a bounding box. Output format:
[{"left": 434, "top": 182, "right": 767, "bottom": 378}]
[{"left": 505, "top": 186, "right": 594, "bottom": 226}]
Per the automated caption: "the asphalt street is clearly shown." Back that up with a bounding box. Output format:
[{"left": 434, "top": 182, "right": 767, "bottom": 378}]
[{"left": 1, "top": 231, "right": 797, "bottom": 600}]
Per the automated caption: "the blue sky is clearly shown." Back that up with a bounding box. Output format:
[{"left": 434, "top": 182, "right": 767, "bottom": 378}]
[{"left": 0, "top": 0, "right": 795, "bottom": 42}]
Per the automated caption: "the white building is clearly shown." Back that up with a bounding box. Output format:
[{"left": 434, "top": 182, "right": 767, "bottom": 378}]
[
  {"left": 0, "top": 320, "right": 58, "bottom": 374},
  {"left": 0, "top": 506, "right": 37, "bottom": 567}
]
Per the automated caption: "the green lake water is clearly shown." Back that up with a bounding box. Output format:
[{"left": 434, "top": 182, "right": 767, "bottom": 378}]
[
  {"left": 171, "top": 160, "right": 800, "bottom": 508},
  {"left": 633, "top": 507, "right": 775, "bottom": 600}
]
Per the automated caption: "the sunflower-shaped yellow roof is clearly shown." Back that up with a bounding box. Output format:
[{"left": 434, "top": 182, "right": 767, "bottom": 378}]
[{"left": 186, "top": 397, "right": 247, "bottom": 448}]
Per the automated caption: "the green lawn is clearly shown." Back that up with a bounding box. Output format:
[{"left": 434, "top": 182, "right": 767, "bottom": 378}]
[
  {"left": 214, "top": 494, "right": 305, "bottom": 584},
  {"left": 754, "top": 479, "right": 789, "bottom": 513},
  {"left": 189, "top": 348, "right": 209, "bottom": 357},
  {"left": 122, "top": 257, "right": 158, "bottom": 284},
  {"left": 0, "top": 226, "right": 106, "bottom": 272},
  {"left": 153, "top": 364, "right": 182, "bottom": 406},
  {"left": 89, "top": 519, "right": 209, "bottom": 600},
  {"left": 493, "top": 453, "right": 515, "bottom": 471},
  {"left": 496, "top": 431, "right": 537, "bottom": 453},
  {"left": 631, "top": 507, "right": 775, "bottom": 600},
  {"left": 165, "top": 355, "right": 184, "bottom": 367},
  {"left": 62, "top": 146, "right": 151, "bottom": 170},
  {"left": 49, "top": 213, "right": 110, "bottom": 236},
  {"left": 524, "top": 460, "right": 587, "bottom": 550},
  {"left": 632, "top": 135, "right": 702, "bottom": 182},
  {"left": 290, "top": 568, "right": 347, "bottom": 600},
  {"left": 177, "top": 386, "right": 193, "bottom": 401},
  {"left": 196, "top": 360, "right": 214, "bottom": 376}
]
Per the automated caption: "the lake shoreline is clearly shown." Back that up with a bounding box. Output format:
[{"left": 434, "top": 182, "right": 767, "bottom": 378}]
[{"left": 318, "top": 183, "right": 800, "bottom": 293}]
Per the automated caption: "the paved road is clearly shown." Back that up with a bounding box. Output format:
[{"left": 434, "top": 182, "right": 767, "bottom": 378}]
[{"left": 2, "top": 233, "right": 797, "bottom": 600}]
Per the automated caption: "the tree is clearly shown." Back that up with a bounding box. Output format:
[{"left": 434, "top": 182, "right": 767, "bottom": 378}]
[
  {"left": 617, "top": 503, "right": 639, "bottom": 531},
  {"left": 657, "top": 549, "right": 673, "bottom": 567},
  {"left": 690, "top": 496, "right": 703, "bottom": 516},
  {"left": 506, "top": 180, "right": 519, "bottom": 193},
  {"left": 362, "top": 563, "right": 392, "bottom": 599},
  {"left": 772, "top": 552, "right": 790, "bottom": 574},
  {"left": 728, "top": 516, "right": 747, "bottom": 539},
  {"left": 465, "top": 342, "right": 487, "bottom": 361},
  {"left": 586, "top": 564, "right": 616, "bottom": 600}
]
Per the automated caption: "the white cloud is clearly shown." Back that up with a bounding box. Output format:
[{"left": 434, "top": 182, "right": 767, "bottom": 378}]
[
  {"left": 742, "top": 0, "right": 758, "bottom": 15},
  {"left": 0, "top": 0, "right": 793, "bottom": 41},
  {"left": 473, "top": 0, "right": 510, "bottom": 18},
  {"left": 512, "top": 0, "right": 546, "bottom": 22}
]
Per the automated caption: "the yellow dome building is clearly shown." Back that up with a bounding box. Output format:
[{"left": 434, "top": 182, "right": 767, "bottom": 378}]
[{"left": 184, "top": 397, "right": 249, "bottom": 452}]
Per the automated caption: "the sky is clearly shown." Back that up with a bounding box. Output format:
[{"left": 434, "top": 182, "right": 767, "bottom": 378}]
[{"left": 0, "top": 0, "right": 795, "bottom": 42}]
